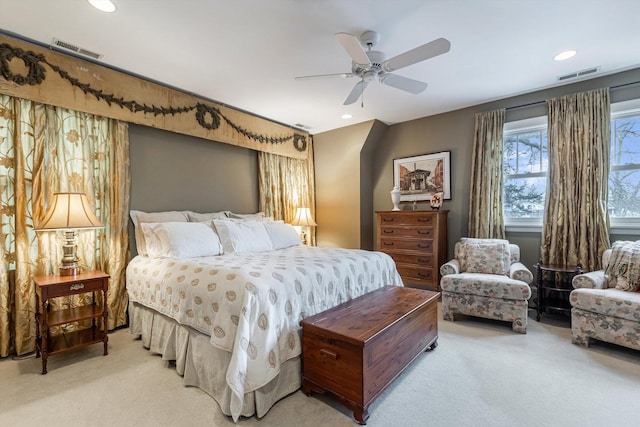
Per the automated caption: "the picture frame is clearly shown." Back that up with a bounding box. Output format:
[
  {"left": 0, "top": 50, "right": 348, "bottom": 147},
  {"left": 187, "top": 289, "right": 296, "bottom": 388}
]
[{"left": 393, "top": 151, "right": 451, "bottom": 202}]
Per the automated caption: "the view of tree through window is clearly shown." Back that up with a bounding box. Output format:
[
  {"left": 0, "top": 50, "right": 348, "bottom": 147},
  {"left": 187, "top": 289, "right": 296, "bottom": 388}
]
[
  {"left": 609, "top": 112, "right": 640, "bottom": 217},
  {"left": 503, "top": 127, "right": 548, "bottom": 219},
  {"left": 502, "top": 108, "right": 640, "bottom": 225}
]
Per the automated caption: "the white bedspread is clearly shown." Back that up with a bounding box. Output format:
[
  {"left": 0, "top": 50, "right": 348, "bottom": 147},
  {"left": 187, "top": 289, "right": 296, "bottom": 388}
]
[{"left": 126, "top": 245, "right": 402, "bottom": 420}]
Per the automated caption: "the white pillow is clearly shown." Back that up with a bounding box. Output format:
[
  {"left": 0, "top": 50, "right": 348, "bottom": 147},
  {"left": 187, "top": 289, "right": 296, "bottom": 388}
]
[
  {"left": 140, "top": 222, "right": 223, "bottom": 258},
  {"left": 130, "top": 210, "right": 190, "bottom": 256},
  {"left": 213, "top": 219, "right": 274, "bottom": 253},
  {"left": 227, "top": 211, "right": 272, "bottom": 221},
  {"left": 263, "top": 221, "right": 301, "bottom": 249},
  {"left": 186, "top": 211, "right": 229, "bottom": 222}
]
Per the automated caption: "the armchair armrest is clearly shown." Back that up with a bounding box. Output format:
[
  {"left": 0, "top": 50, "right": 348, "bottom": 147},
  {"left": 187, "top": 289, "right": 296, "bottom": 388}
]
[
  {"left": 572, "top": 270, "right": 607, "bottom": 289},
  {"left": 440, "top": 259, "right": 460, "bottom": 276},
  {"left": 509, "top": 262, "right": 533, "bottom": 284}
]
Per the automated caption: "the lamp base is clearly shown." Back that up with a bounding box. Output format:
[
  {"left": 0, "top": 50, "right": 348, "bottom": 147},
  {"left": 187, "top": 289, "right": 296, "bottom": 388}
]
[{"left": 60, "top": 262, "right": 80, "bottom": 276}]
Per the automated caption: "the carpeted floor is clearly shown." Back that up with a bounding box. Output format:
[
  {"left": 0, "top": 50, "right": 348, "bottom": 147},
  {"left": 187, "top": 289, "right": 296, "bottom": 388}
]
[{"left": 1, "top": 306, "right": 638, "bottom": 427}]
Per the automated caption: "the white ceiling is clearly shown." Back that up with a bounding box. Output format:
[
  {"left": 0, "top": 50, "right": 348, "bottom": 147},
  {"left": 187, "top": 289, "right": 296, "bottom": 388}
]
[{"left": 2, "top": 0, "right": 640, "bottom": 134}]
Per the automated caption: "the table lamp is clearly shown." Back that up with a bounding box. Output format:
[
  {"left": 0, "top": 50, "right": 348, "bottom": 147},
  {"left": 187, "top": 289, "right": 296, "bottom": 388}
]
[
  {"left": 35, "top": 192, "right": 103, "bottom": 276},
  {"left": 290, "top": 207, "right": 317, "bottom": 245}
]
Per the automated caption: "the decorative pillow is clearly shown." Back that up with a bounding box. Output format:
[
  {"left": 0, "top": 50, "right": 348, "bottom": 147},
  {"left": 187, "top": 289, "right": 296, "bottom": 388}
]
[
  {"left": 227, "top": 211, "right": 272, "bottom": 221},
  {"left": 458, "top": 238, "right": 511, "bottom": 275},
  {"left": 606, "top": 241, "right": 640, "bottom": 292},
  {"left": 140, "top": 222, "right": 223, "bottom": 258},
  {"left": 130, "top": 210, "right": 190, "bottom": 256},
  {"left": 186, "top": 211, "right": 229, "bottom": 222},
  {"left": 213, "top": 219, "right": 274, "bottom": 253},
  {"left": 263, "top": 221, "right": 301, "bottom": 249}
]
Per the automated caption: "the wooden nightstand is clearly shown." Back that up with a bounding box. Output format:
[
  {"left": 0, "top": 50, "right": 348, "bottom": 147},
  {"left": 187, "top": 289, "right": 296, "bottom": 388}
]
[{"left": 34, "top": 270, "right": 110, "bottom": 374}]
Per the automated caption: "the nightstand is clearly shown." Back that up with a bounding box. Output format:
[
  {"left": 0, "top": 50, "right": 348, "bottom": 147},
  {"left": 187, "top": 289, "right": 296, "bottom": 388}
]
[{"left": 34, "top": 270, "right": 110, "bottom": 374}]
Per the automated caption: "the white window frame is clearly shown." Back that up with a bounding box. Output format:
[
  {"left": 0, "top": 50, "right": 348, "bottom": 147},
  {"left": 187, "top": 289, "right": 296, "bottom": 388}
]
[
  {"left": 609, "top": 98, "right": 640, "bottom": 235},
  {"left": 503, "top": 116, "right": 547, "bottom": 232}
]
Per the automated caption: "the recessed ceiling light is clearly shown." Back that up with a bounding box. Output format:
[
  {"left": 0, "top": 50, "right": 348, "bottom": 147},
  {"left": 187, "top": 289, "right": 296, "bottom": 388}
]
[
  {"left": 341, "top": 113, "right": 352, "bottom": 119},
  {"left": 88, "top": 0, "right": 117, "bottom": 13},
  {"left": 554, "top": 50, "right": 576, "bottom": 61}
]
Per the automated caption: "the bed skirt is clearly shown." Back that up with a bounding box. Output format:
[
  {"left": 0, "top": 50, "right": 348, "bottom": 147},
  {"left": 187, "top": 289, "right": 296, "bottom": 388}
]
[{"left": 128, "top": 301, "right": 302, "bottom": 419}]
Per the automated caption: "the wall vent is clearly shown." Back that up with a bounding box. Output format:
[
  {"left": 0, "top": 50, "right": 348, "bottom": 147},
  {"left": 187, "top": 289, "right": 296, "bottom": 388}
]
[
  {"left": 557, "top": 66, "right": 600, "bottom": 81},
  {"left": 51, "top": 38, "right": 103, "bottom": 60}
]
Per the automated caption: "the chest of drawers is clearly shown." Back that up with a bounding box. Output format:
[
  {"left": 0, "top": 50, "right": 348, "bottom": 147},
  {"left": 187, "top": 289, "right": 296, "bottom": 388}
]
[{"left": 376, "top": 210, "right": 448, "bottom": 291}]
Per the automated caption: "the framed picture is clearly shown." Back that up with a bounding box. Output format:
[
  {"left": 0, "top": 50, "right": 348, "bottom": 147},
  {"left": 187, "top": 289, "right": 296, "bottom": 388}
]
[{"left": 393, "top": 151, "right": 451, "bottom": 202}]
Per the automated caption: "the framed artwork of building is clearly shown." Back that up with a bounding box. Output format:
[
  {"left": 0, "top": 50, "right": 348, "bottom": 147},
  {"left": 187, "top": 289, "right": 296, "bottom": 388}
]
[{"left": 393, "top": 151, "right": 451, "bottom": 202}]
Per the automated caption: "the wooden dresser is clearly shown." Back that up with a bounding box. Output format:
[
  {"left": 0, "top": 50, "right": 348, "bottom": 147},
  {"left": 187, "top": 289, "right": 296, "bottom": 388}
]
[{"left": 376, "top": 210, "right": 448, "bottom": 291}]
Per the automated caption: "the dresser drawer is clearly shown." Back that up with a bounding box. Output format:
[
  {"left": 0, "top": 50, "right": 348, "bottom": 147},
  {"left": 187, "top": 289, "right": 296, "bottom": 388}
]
[
  {"left": 378, "top": 213, "right": 434, "bottom": 227},
  {"left": 42, "top": 278, "right": 105, "bottom": 299},
  {"left": 379, "top": 226, "right": 434, "bottom": 239},
  {"left": 379, "top": 239, "right": 433, "bottom": 253},
  {"left": 396, "top": 265, "right": 435, "bottom": 286},
  {"left": 387, "top": 252, "right": 434, "bottom": 267}
]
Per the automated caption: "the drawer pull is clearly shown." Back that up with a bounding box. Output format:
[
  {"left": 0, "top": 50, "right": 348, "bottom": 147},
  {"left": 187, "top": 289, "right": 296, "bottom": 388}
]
[
  {"left": 417, "top": 258, "right": 430, "bottom": 263},
  {"left": 383, "top": 229, "right": 395, "bottom": 234},
  {"left": 320, "top": 349, "right": 338, "bottom": 360},
  {"left": 418, "top": 272, "right": 431, "bottom": 278},
  {"left": 382, "top": 218, "right": 394, "bottom": 222},
  {"left": 70, "top": 283, "right": 85, "bottom": 291},
  {"left": 418, "top": 218, "right": 431, "bottom": 223},
  {"left": 417, "top": 230, "right": 431, "bottom": 235},
  {"left": 417, "top": 244, "right": 432, "bottom": 249},
  {"left": 383, "top": 242, "right": 394, "bottom": 246}
]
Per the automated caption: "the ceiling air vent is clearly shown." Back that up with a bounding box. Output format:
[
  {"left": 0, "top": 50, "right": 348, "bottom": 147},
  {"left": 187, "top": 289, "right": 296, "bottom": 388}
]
[
  {"left": 51, "top": 38, "right": 103, "bottom": 60},
  {"left": 557, "top": 66, "right": 600, "bottom": 81}
]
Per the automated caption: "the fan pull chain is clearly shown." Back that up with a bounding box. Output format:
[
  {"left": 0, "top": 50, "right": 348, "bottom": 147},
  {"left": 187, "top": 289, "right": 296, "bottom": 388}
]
[{"left": 361, "top": 77, "right": 365, "bottom": 108}]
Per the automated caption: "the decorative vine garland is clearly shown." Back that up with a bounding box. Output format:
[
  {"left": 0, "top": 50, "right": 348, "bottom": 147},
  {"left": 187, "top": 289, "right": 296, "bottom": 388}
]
[{"left": 0, "top": 43, "right": 307, "bottom": 152}]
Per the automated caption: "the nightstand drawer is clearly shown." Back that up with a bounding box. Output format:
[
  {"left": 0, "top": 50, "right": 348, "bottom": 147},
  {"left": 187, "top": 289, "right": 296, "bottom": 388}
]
[
  {"left": 378, "top": 213, "right": 434, "bottom": 226},
  {"left": 43, "top": 278, "right": 105, "bottom": 298}
]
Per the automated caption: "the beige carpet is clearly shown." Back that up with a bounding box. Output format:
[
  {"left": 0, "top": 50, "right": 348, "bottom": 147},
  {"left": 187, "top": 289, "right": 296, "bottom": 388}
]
[{"left": 1, "top": 306, "right": 638, "bottom": 427}]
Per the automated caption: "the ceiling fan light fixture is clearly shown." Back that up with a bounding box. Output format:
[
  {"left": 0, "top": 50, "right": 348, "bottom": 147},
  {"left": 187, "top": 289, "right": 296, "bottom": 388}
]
[
  {"left": 88, "top": 0, "right": 117, "bottom": 13},
  {"left": 341, "top": 113, "right": 352, "bottom": 119},
  {"left": 554, "top": 50, "right": 576, "bottom": 61}
]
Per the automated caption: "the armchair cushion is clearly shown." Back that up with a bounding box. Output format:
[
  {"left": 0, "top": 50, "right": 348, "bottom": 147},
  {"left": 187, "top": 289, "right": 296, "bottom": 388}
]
[
  {"left": 458, "top": 238, "right": 511, "bottom": 275},
  {"left": 441, "top": 273, "right": 531, "bottom": 301},
  {"left": 570, "top": 288, "right": 640, "bottom": 323}
]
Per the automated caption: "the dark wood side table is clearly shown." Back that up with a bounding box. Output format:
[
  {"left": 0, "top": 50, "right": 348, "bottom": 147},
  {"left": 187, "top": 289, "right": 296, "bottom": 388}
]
[
  {"left": 34, "top": 270, "right": 110, "bottom": 374},
  {"left": 535, "top": 263, "right": 582, "bottom": 321}
]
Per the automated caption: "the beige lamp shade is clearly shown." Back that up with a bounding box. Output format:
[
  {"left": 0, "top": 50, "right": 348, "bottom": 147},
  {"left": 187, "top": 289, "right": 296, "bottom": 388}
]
[
  {"left": 36, "top": 192, "right": 103, "bottom": 230},
  {"left": 290, "top": 207, "right": 317, "bottom": 227}
]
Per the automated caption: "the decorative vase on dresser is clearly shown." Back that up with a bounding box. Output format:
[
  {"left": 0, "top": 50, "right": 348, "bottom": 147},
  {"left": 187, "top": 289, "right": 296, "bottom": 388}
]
[{"left": 376, "top": 210, "right": 448, "bottom": 291}]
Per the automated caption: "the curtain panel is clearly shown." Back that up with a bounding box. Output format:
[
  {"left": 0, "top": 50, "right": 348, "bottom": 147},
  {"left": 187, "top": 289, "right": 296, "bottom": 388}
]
[
  {"left": 258, "top": 140, "right": 316, "bottom": 246},
  {"left": 0, "top": 95, "right": 130, "bottom": 356},
  {"left": 542, "top": 88, "right": 610, "bottom": 270},
  {"left": 468, "top": 109, "right": 506, "bottom": 239}
]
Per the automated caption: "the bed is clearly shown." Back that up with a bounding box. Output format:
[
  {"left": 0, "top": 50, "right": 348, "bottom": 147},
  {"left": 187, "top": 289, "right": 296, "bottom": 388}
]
[{"left": 126, "top": 210, "right": 403, "bottom": 421}]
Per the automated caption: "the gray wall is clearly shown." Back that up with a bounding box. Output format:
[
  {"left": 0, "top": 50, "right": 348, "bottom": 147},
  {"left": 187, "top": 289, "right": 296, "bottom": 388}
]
[
  {"left": 128, "top": 124, "right": 259, "bottom": 254},
  {"left": 370, "top": 67, "right": 640, "bottom": 271}
]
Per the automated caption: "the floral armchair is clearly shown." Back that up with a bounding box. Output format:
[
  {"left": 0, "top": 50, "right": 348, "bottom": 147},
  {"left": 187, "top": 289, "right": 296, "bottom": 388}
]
[
  {"left": 570, "top": 241, "right": 640, "bottom": 351},
  {"left": 440, "top": 238, "right": 533, "bottom": 333}
]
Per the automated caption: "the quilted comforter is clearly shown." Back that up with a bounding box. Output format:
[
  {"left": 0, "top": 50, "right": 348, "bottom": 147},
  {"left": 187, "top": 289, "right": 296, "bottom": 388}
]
[{"left": 126, "top": 245, "right": 402, "bottom": 420}]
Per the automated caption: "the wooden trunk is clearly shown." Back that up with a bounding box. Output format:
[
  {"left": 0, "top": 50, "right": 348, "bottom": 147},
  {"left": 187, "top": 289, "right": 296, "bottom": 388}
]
[{"left": 300, "top": 286, "right": 439, "bottom": 424}]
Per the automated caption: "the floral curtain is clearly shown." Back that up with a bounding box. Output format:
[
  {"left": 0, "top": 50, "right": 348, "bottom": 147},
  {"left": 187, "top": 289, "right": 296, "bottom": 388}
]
[
  {"left": 258, "top": 139, "right": 316, "bottom": 245},
  {"left": 0, "top": 95, "right": 130, "bottom": 356},
  {"left": 542, "top": 88, "right": 610, "bottom": 270},
  {"left": 468, "top": 109, "right": 506, "bottom": 239}
]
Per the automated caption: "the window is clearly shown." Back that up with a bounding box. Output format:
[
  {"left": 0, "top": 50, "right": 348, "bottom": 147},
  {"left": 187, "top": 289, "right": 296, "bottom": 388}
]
[
  {"left": 502, "top": 99, "right": 640, "bottom": 233},
  {"left": 503, "top": 117, "right": 548, "bottom": 228},
  {"left": 609, "top": 107, "right": 640, "bottom": 224}
]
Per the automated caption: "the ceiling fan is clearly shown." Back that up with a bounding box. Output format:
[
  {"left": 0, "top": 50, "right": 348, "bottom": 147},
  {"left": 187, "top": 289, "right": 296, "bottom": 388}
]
[{"left": 295, "top": 31, "right": 451, "bottom": 105}]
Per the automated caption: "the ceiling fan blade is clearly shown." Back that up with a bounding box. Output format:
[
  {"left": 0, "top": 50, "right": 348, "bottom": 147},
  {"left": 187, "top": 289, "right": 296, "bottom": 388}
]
[
  {"left": 344, "top": 80, "right": 369, "bottom": 105},
  {"left": 382, "top": 38, "right": 451, "bottom": 72},
  {"left": 335, "top": 32, "right": 371, "bottom": 66},
  {"left": 379, "top": 74, "right": 428, "bottom": 94},
  {"left": 295, "top": 73, "right": 354, "bottom": 80}
]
